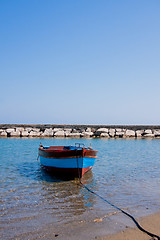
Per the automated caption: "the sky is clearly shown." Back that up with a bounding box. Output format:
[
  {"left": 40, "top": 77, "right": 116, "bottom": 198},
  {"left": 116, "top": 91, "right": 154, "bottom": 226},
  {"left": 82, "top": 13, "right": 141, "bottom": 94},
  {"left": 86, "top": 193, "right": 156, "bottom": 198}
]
[{"left": 0, "top": 0, "right": 160, "bottom": 125}]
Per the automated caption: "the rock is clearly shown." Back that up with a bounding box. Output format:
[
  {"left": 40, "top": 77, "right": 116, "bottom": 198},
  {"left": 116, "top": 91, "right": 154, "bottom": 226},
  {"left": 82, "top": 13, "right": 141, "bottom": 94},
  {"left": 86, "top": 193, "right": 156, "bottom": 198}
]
[
  {"left": 109, "top": 129, "right": 115, "bottom": 137},
  {"left": 64, "top": 129, "right": 72, "bottom": 136},
  {"left": 94, "top": 132, "right": 101, "bottom": 137},
  {"left": 6, "top": 128, "right": 15, "bottom": 133},
  {"left": 100, "top": 133, "right": 109, "bottom": 138},
  {"left": 86, "top": 127, "right": 92, "bottom": 132},
  {"left": 0, "top": 131, "right": 7, "bottom": 137},
  {"left": 136, "top": 130, "right": 144, "bottom": 137},
  {"left": 10, "top": 130, "right": 21, "bottom": 137},
  {"left": 54, "top": 130, "right": 65, "bottom": 137},
  {"left": 144, "top": 129, "right": 152, "bottom": 134},
  {"left": 143, "top": 133, "right": 155, "bottom": 138},
  {"left": 125, "top": 130, "right": 135, "bottom": 137},
  {"left": 81, "top": 132, "right": 93, "bottom": 138},
  {"left": 96, "top": 128, "right": 108, "bottom": 133},
  {"left": 115, "top": 131, "right": 124, "bottom": 138},
  {"left": 15, "top": 127, "right": 24, "bottom": 132},
  {"left": 72, "top": 129, "right": 80, "bottom": 133},
  {"left": 66, "top": 133, "right": 81, "bottom": 138},
  {"left": 154, "top": 130, "right": 160, "bottom": 137},
  {"left": 31, "top": 128, "right": 40, "bottom": 132},
  {"left": 21, "top": 131, "right": 29, "bottom": 137},
  {"left": 41, "top": 128, "right": 53, "bottom": 137},
  {"left": 25, "top": 128, "right": 32, "bottom": 132},
  {"left": 115, "top": 129, "right": 126, "bottom": 137},
  {"left": 64, "top": 128, "right": 72, "bottom": 133},
  {"left": 94, "top": 128, "right": 108, "bottom": 137},
  {"left": 90, "top": 128, "right": 96, "bottom": 133},
  {"left": 29, "top": 131, "right": 41, "bottom": 137},
  {"left": 116, "top": 128, "right": 123, "bottom": 132},
  {"left": 53, "top": 128, "right": 63, "bottom": 133}
]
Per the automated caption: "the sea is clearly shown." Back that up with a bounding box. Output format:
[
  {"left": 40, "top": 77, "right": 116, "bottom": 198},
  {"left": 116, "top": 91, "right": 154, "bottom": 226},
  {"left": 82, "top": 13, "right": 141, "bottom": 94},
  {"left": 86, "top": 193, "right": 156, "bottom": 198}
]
[{"left": 0, "top": 138, "right": 160, "bottom": 239}]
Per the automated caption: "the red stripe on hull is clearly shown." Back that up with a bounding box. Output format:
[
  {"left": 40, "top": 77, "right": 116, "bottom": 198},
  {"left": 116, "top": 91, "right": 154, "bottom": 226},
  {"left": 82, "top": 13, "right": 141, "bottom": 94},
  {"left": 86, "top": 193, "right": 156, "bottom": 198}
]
[
  {"left": 39, "top": 148, "right": 97, "bottom": 159},
  {"left": 41, "top": 165, "right": 92, "bottom": 178}
]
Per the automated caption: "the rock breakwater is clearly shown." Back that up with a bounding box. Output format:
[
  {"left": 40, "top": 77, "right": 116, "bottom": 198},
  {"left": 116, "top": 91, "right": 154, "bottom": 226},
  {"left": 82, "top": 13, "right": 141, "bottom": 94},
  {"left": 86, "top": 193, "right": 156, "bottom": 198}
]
[{"left": 0, "top": 124, "right": 160, "bottom": 138}]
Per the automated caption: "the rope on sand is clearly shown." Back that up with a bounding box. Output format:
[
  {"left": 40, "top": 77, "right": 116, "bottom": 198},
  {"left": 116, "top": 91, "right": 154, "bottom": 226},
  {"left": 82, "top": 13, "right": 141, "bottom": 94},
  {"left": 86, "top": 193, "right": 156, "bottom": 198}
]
[{"left": 76, "top": 157, "right": 160, "bottom": 240}]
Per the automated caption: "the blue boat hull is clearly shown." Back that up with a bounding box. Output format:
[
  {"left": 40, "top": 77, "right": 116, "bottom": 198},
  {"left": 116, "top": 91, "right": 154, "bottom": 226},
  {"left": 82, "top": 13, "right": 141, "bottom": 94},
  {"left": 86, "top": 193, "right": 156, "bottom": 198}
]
[
  {"left": 39, "top": 156, "right": 95, "bottom": 177},
  {"left": 38, "top": 145, "right": 97, "bottom": 178}
]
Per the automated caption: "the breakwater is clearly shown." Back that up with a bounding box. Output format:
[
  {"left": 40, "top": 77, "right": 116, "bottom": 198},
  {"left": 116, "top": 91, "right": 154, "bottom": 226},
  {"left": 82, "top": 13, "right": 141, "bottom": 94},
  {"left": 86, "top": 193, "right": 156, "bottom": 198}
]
[{"left": 0, "top": 124, "right": 160, "bottom": 138}]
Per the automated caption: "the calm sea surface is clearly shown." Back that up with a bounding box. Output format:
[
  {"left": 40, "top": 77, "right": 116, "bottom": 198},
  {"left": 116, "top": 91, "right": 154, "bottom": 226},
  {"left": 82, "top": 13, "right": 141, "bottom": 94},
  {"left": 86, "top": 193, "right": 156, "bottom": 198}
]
[{"left": 0, "top": 138, "right": 160, "bottom": 239}]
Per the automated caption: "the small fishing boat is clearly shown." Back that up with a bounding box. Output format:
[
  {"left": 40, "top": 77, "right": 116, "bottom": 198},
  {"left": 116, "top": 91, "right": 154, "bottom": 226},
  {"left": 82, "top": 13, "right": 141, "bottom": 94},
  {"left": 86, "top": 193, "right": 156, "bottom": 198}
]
[{"left": 38, "top": 143, "right": 97, "bottom": 178}]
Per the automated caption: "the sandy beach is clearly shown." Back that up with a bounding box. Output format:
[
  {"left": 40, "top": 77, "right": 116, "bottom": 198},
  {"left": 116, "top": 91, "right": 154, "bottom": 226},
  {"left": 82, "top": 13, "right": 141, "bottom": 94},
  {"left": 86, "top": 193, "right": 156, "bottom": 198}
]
[
  {"left": 34, "top": 210, "right": 160, "bottom": 240},
  {"left": 97, "top": 211, "right": 160, "bottom": 240}
]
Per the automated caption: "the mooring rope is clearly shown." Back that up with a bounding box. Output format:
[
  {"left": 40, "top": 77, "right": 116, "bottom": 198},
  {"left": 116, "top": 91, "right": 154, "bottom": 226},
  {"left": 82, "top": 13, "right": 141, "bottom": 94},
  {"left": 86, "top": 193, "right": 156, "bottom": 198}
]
[{"left": 76, "top": 157, "right": 160, "bottom": 240}]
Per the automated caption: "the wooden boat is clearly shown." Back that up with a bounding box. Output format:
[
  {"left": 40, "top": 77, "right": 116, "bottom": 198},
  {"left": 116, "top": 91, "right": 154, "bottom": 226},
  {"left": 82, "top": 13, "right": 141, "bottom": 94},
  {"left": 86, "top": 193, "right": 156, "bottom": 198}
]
[{"left": 38, "top": 143, "right": 97, "bottom": 178}]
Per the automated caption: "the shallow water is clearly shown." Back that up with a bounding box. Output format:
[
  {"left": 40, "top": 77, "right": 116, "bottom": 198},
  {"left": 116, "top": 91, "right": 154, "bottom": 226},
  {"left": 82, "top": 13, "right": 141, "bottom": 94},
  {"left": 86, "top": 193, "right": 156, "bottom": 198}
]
[{"left": 0, "top": 138, "right": 160, "bottom": 239}]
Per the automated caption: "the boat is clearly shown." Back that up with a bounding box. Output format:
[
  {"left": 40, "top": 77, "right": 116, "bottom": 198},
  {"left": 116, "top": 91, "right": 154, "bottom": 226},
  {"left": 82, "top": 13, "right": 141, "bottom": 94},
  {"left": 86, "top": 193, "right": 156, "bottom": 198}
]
[{"left": 38, "top": 143, "right": 97, "bottom": 178}]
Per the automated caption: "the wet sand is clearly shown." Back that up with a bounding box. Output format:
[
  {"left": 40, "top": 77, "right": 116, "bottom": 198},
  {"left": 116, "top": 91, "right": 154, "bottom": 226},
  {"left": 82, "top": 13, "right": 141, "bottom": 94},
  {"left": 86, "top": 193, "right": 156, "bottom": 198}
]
[
  {"left": 32, "top": 211, "right": 160, "bottom": 240},
  {"left": 1, "top": 210, "right": 160, "bottom": 239},
  {"left": 97, "top": 211, "right": 160, "bottom": 240}
]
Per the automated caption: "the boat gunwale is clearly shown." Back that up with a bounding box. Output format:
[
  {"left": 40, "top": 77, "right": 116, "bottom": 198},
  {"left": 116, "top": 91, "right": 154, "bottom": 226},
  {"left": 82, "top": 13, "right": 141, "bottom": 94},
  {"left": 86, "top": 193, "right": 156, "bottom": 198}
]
[{"left": 38, "top": 153, "right": 97, "bottom": 159}]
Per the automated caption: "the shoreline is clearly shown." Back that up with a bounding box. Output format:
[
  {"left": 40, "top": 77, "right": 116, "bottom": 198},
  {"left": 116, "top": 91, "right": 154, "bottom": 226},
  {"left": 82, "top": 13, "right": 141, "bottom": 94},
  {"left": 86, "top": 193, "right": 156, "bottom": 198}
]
[
  {"left": 29, "top": 210, "right": 160, "bottom": 240},
  {"left": 96, "top": 211, "right": 160, "bottom": 240}
]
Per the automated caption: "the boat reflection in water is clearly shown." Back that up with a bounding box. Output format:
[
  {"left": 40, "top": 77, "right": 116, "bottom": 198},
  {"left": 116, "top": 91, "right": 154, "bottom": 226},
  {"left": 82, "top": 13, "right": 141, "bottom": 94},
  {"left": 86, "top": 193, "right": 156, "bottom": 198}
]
[{"left": 39, "top": 169, "right": 96, "bottom": 221}]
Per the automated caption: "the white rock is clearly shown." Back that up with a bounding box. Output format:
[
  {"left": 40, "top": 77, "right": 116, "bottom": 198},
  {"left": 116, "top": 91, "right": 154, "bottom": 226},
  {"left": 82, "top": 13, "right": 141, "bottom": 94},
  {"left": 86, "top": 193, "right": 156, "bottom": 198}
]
[
  {"left": 143, "top": 133, "right": 155, "bottom": 138},
  {"left": 53, "top": 128, "right": 63, "bottom": 132},
  {"left": 31, "top": 128, "right": 40, "bottom": 132},
  {"left": 15, "top": 127, "right": 24, "bottom": 132},
  {"left": 54, "top": 130, "right": 65, "bottom": 137},
  {"left": 109, "top": 129, "right": 115, "bottom": 137},
  {"left": 10, "top": 130, "right": 21, "bottom": 137},
  {"left": 21, "top": 131, "right": 29, "bottom": 137},
  {"left": 64, "top": 128, "right": 72, "bottom": 133},
  {"left": 100, "top": 133, "right": 109, "bottom": 137},
  {"left": 144, "top": 129, "right": 152, "bottom": 134},
  {"left": 6, "top": 128, "right": 15, "bottom": 133},
  {"left": 136, "top": 130, "right": 144, "bottom": 137},
  {"left": 25, "top": 128, "right": 32, "bottom": 132},
  {"left": 115, "top": 131, "right": 124, "bottom": 136},
  {"left": 64, "top": 129, "right": 72, "bottom": 136},
  {"left": 66, "top": 133, "right": 81, "bottom": 138},
  {"left": 116, "top": 128, "right": 123, "bottom": 132},
  {"left": 29, "top": 131, "right": 41, "bottom": 137},
  {"left": 72, "top": 129, "right": 80, "bottom": 133},
  {"left": 0, "top": 131, "right": 7, "bottom": 137},
  {"left": 86, "top": 127, "right": 92, "bottom": 132},
  {"left": 97, "top": 128, "right": 108, "bottom": 133},
  {"left": 81, "top": 132, "right": 93, "bottom": 138},
  {"left": 154, "top": 130, "right": 160, "bottom": 136},
  {"left": 42, "top": 128, "right": 53, "bottom": 137},
  {"left": 125, "top": 130, "right": 135, "bottom": 137}
]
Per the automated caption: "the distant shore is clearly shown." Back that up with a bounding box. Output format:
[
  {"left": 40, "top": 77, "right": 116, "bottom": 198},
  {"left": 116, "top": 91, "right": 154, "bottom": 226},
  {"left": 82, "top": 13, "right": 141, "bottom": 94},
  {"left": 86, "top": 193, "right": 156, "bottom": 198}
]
[{"left": 0, "top": 124, "right": 160, "bottom": 138}]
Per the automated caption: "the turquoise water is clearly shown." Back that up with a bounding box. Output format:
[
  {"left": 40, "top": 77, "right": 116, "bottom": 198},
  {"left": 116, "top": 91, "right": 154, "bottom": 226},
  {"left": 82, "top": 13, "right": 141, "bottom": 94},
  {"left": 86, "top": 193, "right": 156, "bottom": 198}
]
[{"left": 0, "top": 138, "right": 160, "bottom": 239}]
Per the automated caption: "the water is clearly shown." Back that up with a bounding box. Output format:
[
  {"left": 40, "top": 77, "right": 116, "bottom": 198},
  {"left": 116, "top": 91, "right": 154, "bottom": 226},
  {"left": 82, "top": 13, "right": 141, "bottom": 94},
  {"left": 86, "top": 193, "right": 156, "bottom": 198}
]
[{"left": 0, "top": 138, "right": 160, "bottom": 239}]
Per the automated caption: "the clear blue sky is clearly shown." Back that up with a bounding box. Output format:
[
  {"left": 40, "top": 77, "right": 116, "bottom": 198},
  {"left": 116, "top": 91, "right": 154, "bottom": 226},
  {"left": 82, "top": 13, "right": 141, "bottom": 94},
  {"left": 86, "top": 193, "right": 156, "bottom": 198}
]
[{"left": 0, "top": 0, "right": 160, "bottom": 125}]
